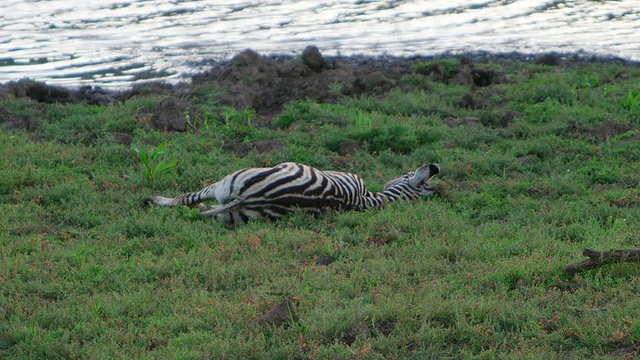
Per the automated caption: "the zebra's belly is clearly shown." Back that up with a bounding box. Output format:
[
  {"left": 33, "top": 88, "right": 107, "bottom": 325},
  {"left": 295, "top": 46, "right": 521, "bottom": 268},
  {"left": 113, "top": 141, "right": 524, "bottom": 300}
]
[{"left": 223, "top": 196, "right": 353, "bottom": 224}]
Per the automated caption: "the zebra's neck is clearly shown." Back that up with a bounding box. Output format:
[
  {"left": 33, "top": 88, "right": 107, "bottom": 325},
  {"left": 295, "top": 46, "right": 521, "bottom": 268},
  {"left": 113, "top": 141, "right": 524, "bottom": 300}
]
[{"left": 356, "top": 189, "right": 406, "bottom": 210}]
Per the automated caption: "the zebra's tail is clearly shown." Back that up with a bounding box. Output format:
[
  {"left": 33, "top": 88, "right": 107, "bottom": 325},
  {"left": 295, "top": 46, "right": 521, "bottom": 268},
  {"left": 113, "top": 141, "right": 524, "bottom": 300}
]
[{"left": 149, "top": 196, "right": 179, "bottom": 207}]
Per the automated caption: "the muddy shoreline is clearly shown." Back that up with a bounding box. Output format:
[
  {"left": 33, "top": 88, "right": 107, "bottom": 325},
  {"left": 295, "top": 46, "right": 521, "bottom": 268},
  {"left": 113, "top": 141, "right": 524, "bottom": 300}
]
[{"left": 1, "top": 47, "right": 638, "bottom": 132}]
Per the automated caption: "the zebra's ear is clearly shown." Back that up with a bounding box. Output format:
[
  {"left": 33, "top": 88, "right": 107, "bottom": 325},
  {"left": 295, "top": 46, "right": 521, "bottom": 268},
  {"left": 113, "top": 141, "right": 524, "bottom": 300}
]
[{"left": 410, "top": 164, "right": 440, "bottom": 188}]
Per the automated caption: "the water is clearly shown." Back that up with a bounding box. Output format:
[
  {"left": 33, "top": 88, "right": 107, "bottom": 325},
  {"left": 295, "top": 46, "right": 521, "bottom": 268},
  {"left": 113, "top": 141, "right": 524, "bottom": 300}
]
[{"left": 1, "top": 0, "right": 638, "bottom": 89}]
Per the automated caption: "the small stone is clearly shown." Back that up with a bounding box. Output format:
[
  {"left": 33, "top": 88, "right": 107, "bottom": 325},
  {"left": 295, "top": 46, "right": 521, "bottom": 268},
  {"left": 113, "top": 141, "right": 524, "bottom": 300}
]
[
  {"left": 301, "top": 45, "right": 325, "bottom": 71},
  {"left": 536, "top": 53, "right": 561, "bottom": 66},
  {"left": 471, "top": 68, "right": 494, "bottom": 87},
  {"left": 230, "top": 49, "right": 261, "bottom": 66}
]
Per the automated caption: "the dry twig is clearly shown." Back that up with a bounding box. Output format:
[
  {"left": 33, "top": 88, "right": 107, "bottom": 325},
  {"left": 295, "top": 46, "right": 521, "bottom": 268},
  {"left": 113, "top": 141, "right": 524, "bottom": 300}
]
[{"left": 566, "top": 248, "right": 640, "bottom": 275}]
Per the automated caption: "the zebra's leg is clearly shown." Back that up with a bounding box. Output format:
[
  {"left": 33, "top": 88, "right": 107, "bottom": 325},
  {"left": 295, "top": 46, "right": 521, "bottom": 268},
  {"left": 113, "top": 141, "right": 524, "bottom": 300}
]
[
  {"left": 151, "top": 182, "right": 222, "bottom": 209},
  {"left": 199, "top": 197, "right": 245, "bottom": 216}
]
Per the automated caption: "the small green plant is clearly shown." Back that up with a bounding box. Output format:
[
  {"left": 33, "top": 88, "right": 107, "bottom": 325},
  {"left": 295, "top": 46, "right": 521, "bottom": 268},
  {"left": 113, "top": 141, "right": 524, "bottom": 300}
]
[
  {"left": 618, "top": 90, "right": 640, "bottom": 111},
  {"left": 574, "top": 73, "right": 600, "bottom": 89},
  {"left": 131, "top": 143, "right": 178, "bottom": 182},
  {"left": 412, "top": 59, "right": 460, "bottom": 79},
  {"left": 184, "top": 110, "right": 213, "bottom": 133},
  {"left": 352, "top": 110, "right": 373, "bottom": 131},
  {"left": 329, "top": 82, "right": 345, "bottom": 97},
  {"left": 222, "top": 108, "right": 255, "bottom": 140}
]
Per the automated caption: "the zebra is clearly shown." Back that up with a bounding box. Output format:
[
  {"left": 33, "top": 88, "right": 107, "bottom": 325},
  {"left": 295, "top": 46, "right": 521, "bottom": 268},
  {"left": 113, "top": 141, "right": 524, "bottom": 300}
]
[{"left": 149, "top": 162, "right": 440, "bottom": 225}]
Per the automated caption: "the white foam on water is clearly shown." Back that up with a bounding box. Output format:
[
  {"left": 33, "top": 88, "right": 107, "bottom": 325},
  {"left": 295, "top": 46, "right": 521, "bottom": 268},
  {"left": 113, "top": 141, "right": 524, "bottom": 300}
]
[{"left": 0, "top": 0, "right": 638, "bottom": 89}]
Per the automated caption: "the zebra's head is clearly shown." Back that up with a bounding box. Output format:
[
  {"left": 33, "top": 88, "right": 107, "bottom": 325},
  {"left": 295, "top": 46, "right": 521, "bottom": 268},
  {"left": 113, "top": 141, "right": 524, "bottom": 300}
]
[{"left": 384, "top": 164, "right": 440, "bottom": 198}]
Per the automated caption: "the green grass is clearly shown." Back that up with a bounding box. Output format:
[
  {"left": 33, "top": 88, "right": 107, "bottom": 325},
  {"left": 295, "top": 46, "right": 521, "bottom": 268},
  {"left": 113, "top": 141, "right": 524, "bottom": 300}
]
[{"left": 2, "top": 58, "right": 640, "bottom": 359}]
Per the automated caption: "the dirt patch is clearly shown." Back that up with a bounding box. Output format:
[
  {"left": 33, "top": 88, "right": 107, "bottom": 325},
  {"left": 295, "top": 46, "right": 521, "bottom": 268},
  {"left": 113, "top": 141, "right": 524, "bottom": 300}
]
[
  {"left": 341, "top": 321, "right": 371, "bottom": 346},
  {"left": 151, "top": 96, "right": 196, "bottom": 131},
  {"left": 315, "top": 256, "right": 337, "bottom": 266},
  {"left": 563, "top": 120, "right": 636, "bottom": 141},
  {"left": 588, "top": 120, "right": 635, "bottom": 140},
  {"left": 609, "top": 192, "right": 640, "bottom": 208},
  {"left": 0, "top": 103, "right": 46, "bottom": 131},
  {"left": 340, "top": 319, "right": 397, "bottom": 345},
  {"left": 190, "top": 49, "right": 411, "bottom": 125},
  {"left": 258, "top": 298, "right": 299, "bottom": 328}
]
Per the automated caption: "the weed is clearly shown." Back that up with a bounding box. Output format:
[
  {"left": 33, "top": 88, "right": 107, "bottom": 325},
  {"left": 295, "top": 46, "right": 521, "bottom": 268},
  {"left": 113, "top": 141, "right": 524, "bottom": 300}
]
[
  {"left": 352, "top": 110, "right": 374, "bottom": 131},
  {"left": 329, "top": 82, "right": 345, "bottom": 97},
  {"left": 131, "top": 143, "right": 178, "bottom": 182},
  {"left": 222, "top": 108, "right": 255, "bottom": 140},
  {"left": 618, "top": 90, "right": 640, "bottom": 112}
]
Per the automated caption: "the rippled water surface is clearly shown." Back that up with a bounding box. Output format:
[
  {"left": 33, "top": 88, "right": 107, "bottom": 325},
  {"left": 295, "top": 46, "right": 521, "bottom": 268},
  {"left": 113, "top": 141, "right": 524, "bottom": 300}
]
[{"left": 1, "top": 0, "right": 638, "bottom": 89}]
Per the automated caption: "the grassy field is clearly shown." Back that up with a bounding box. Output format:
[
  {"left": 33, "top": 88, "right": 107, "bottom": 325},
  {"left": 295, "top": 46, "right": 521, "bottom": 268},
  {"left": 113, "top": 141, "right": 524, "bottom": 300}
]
[{"left": 1, "top": 57, "right": 640, "bottom": 359}]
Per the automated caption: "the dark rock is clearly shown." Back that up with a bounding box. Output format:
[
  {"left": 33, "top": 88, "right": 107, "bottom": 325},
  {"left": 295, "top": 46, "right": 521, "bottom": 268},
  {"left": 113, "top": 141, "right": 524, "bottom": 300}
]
[
  {"left": 471, "top": 68, "right": 494, "bottom": 87},
  {"left": 258, "top": 298, "right": 298, "bottom": 328},
  {"left": 77, "top": 86, "right": 112, "bottom": 106},
  {"left": 416, "top": 62, "right": 447, "bottom": 83},
  {"left": 26, "top": 82, "right": 71, "bottom": 103},
  {"left": 450, "top": 67, "right": 474, "bottom": 86},
  {"left": 536, "top": 53, "right": 561, "bottom": 66},
  {"left": 459, "top": 93, "right": 475, "bottom": 109},
  {"left": 230, "top": 49, "right": 261, "bottom": 67},
  {"left": 151, "top": 97, "right": 187, "bottom": 131},
  {"left": 301, "top": 45, "right": 325, "bottom": 71}
]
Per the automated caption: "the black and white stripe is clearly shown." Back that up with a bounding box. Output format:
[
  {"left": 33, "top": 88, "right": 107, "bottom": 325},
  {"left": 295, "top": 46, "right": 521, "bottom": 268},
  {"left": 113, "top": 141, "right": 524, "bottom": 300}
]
[{"left": 151, "top": 162, "right": 439, "bottom": 225}]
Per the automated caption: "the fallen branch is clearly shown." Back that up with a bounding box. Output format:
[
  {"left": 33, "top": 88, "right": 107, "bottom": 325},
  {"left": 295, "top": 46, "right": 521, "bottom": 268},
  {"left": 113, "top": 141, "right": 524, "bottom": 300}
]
[{"left": 566, "top": 248, "right": 640, "bottom": 275}]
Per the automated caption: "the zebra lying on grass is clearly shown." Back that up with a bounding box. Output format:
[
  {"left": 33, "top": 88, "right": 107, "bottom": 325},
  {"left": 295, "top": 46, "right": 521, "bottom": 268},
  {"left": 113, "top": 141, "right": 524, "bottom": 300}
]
[{"left": 150, "top": 162, "right": 440, "bottom": 225}]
